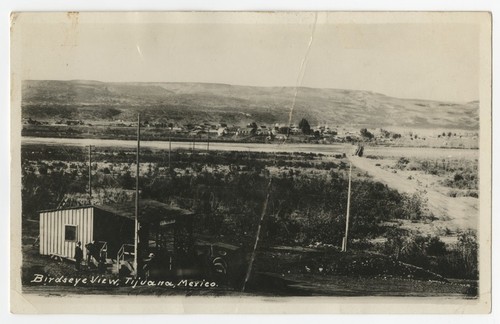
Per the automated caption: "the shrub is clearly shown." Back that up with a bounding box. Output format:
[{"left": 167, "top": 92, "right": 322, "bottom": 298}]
[
  {"left": 382, "top": 229, "right": 478, "bottom": 279},
  {"left": 395, "top": 157, "right": 410, "bottom": 169},
  {"left": 427, "top": 236, "right": 447, "bottom": 256}
]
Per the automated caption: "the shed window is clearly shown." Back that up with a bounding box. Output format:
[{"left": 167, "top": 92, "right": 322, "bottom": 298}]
[{"left": 65, "top": 225, "right": 77, "bottom": 241}]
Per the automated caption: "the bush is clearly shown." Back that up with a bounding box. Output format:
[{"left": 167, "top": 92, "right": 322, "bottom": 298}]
[
  {"left": 397, "top": 191, "right": 430, "bottom": 220},
  {"left": 442, "top": 171, "right": 478, "bottom": 190},
  {"left": 382, "top": 229, "right": 478, "bottom": 279},
  {"left": 395, "top": 157, "right": 410, "bottom": 169},
  {"left": 427, "top": 236, "right": 447, "bottom": 256}
]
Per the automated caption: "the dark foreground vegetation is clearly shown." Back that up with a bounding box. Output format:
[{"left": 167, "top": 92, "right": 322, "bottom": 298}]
[{"left": 21, "top": 144, "right": 479, "bottom": 294}]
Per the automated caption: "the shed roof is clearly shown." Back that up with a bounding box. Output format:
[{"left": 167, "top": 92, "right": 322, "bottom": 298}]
[
  {"left": 39, "top": 199, "right": 194, "bottom": 223},
  {"left": 95, "top": 199, "right": 194, "bottom": 223}
]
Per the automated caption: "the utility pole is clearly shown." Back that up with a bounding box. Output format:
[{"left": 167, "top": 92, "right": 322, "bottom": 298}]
[
  {"left": 88, "top": 145, "right": 92, "bottom": 199},
  {"left": 133, "top": 114, "right": 140, "bottom": 277},
  {"left": 207, "top": 134, "right": 210, "bottom": 152},
  {"left": 168, "top": 135, "right": 171, "bottom": 170},
  {"left": 242, "top": 178, "right": 273, "bottom": 292},
  {"left": 342, "top": 162, "right": 352, "bottom": 252}
]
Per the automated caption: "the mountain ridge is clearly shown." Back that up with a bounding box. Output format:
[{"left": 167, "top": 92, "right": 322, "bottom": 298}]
[{"left": 21, "top": 80, "right": 479, "bottom": 130}]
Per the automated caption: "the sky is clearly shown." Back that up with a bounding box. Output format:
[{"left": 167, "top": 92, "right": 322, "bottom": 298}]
[{"left": 13, "top": 12, "right": 483, "bottom": 102}]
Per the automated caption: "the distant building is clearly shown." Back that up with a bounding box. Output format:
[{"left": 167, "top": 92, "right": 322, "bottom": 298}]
[
  {"left": 237, "top": 126, "right": 255, "bottom": 136},
  {"left": 189, "top": 130, "right": 204, "bottom": 136},
  {"left": 217, "top": 127, "right": 228, "bottom": 136},
  {"left": 256, "top": 126, "right": 271, "bottom": 136}
]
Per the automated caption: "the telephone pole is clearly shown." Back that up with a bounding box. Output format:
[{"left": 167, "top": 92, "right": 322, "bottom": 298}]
[
  {"left": 168, "top": 135, "right": 172, "bottom": 170},
  {"left": 133, "top": 114, "right": 140, "bottom": 277},
  {"left": 88, "top": 145, "right": 92, "bottom": 198},
  {"left": 342, "top": 162, "right": 352, "bottom": 252}
]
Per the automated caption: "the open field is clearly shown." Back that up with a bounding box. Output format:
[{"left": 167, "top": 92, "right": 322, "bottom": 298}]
[
  {"left": 362, "top": 146, "right": 478, "bottom": 160},
  {"left": 19, "top": 140, "right": 480, "bottom": 296},
  {"left": 21, "top": 137, "right": 480, "bottom": 234}
]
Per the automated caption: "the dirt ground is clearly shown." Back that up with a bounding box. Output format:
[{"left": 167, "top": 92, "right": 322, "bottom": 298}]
[
  {"left": 21, "top": 243, "right": 477, "bottom": 298},
  {"left": 349, "top": 155, "right": 478, "bottom": 234}
]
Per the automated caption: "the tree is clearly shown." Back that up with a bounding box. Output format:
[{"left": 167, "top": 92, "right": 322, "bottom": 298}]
[
  {"left": 298, "top": 118, "right": 311, "bottom": 134},
  {"left": 249, "top": 122, "right": 258, "bottom": 135},
  {"left": 427, "top": 236, "right": 446, "bottom": 256},
  {"left": 384, "top": 228, "right": 411, "bottom": 260},
  {"left": 119, "top": 171, "right": 135, "bottom": 189}
]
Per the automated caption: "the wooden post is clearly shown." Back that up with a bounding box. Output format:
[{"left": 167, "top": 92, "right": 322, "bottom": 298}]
[
  {"left": 168, "top": 136, "right": 171, "bottom": 170},
  {"left": 88, "top": 145, "right": 92, "bottom": 198},
  {"left": 342, "top": 163, "right": 352, "bottom": 252},
  {"left": 242, "top": 178, "right": 273, "bottom": 292},
  {"left": 133, "top": 114, "right": 140, "bottom": 277}
]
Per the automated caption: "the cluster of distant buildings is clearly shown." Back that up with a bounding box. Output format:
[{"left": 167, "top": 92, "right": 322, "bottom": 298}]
[
  {"left": 24, "top": 117, "right": 344, "bottom": 139},
  {"left": 23, "top": 116, "right": 372, "bottom": 143},
  {"left": 154, "top": 122, "right": 342, "bottom": 140},
  {"left": 28, "top": 117, "right": 450, "bottom": 144}
]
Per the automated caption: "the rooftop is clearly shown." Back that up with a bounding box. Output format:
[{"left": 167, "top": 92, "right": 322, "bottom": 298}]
[{"left": 40, "top": 199, "right": 194, "bottom": 223}]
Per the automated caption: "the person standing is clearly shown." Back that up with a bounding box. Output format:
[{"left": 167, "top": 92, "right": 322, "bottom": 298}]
[
  {"left": 143, "top": 253, "right": 156, "bottom": 279},
  {"left": 85, "top": 241, "right": 95, "bottom": 267},
  {"left": 74, "top": 241, "right": 83, "bottom": 271},
  {"left": 98, "top": 250, "right": 107, "bottom": 274}
]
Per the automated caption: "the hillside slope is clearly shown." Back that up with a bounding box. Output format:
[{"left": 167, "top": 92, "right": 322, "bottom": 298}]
[{"left": 22, "top": 80, "right": 479, "bottom": 129}]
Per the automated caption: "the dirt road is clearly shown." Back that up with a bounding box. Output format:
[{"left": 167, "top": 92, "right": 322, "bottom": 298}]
[
  {"left": 21, "top": 136, "right": 347, "bottom": 155},
  {"left": 349, "top": 156, "right": 478, "bottom": 231}
]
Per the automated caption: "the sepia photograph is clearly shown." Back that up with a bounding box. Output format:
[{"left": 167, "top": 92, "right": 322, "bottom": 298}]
[{"left": 9, "top": 11, "right": 492, "bottom": 313}]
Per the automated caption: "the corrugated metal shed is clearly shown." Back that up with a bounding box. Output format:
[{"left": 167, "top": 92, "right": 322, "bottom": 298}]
[
  {"left": 38, "top": 200, "right": 194, "bottom": 259},
  {"left": 39, "top": 206, "right": 94, "bottom": 259}
]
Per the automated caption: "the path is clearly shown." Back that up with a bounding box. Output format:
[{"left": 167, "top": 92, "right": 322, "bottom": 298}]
[{"left": 349, "top": 156, "right": 478, "bottom": 231}]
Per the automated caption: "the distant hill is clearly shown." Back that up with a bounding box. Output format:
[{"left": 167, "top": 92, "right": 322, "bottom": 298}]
[{"left": 21, "top": 80, "right": 479, "bottom": 129}]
